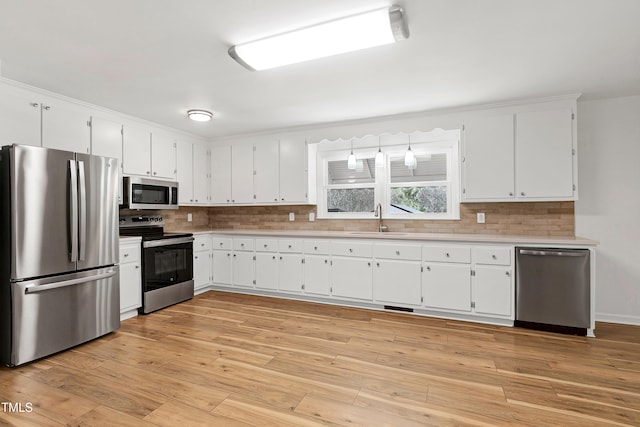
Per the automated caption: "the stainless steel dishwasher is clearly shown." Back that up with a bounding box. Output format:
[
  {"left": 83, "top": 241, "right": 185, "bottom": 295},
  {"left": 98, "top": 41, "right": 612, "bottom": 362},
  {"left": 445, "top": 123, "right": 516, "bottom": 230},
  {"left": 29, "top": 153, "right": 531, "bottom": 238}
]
[{"left": 515, "top": 247, "right": 590, "bottom": 335}]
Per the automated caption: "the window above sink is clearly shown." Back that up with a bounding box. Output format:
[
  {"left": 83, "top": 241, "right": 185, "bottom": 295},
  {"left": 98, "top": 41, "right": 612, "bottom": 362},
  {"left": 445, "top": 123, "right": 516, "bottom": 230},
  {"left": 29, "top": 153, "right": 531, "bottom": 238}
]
[{"left": 316, "top": 130, "right": 461, "bottom": 220}]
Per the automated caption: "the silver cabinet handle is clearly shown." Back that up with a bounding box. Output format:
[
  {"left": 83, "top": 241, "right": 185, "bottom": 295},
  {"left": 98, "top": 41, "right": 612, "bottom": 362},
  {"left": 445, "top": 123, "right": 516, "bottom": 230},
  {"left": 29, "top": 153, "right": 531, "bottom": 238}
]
[
  {"left": 30, "top": 102, "right": 39, "bottom": 108},
  {"left": 520, "top": 192, "right": 525, "bottom": 196},
  {"left": 426, "top": 266, "right": 431, "bottom": 271},
  {"left": 445, "top": 252, "right": 450, "bottom": 258},
  {"left": 492, "top": 254, "right": 497, "bottom": 259},
  {"left": 376, "top": 262, "right": 380, "bottom": 267},
  {"left": 519, "top": 249, "right": 586, "bottom": 257},
  {"left": 349, "top": 248, "right": 353, "bottom": 253},
  {"left": 123, "top": 253, "right": 129, "bottom": 258},
  {"left": 396, "top": 250, "right": 400, "bottom": 255},
  {"left": 195, "top": 256, "right": 198, "bottom": 259},
  {"left": 509, "top": 192, "right": 514, "bottom": 196}
]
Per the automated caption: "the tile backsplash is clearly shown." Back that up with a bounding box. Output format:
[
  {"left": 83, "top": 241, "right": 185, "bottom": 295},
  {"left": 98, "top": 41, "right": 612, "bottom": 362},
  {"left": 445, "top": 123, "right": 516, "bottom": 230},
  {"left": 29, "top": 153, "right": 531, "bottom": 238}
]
[{"left": 153, "top": 202, "right": 574, "bottom": 236}]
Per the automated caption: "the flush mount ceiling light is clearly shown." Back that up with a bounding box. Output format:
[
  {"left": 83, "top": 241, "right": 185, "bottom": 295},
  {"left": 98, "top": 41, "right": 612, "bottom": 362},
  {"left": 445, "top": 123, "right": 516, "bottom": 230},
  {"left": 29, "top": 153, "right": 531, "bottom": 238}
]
[
  {"left": 187, "top": 109, "right": 213, "bottom": 122},
  {"left": 228, "top": 5, "right": 409, "bottom": 71}
]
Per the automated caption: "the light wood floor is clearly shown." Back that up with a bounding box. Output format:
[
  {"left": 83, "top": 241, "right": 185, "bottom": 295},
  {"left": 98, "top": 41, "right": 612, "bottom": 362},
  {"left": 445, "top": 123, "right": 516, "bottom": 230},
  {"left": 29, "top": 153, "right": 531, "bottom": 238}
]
[{"left": 1, "top": 291, "right": 639, "bottom": 426}]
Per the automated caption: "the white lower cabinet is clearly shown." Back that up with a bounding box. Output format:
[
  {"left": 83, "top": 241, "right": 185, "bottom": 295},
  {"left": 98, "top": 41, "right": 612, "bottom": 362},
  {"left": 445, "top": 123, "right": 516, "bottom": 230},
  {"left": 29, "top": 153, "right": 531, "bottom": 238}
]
[
  {"left": 331, "top": 257, "right": 373, "bottom": 301},
  {"left": 471, "top": 246, "right": 513, "bottom": 318},
  {"left": 279, "top": 254, "right": 304, "bottom": 293},
  {"left": 255, "top": 238, "right": 279, "bottom": 290},
  {"left": 422, "top": 263, "right": 472, "bottom": 312},
  {"left": 193, "top": 235, "right": 212, "bottom": 294},
  {"left": 119, "top": 238, "right": 142, "bottom": 320},
  {"left": 303, "top": 255, "right": 330, "bottom": 296},
  {"left": 212, "top": 237, "right": 232, "bottom": 286},
  {"left": 373, "top": 243, "right": 422, "bottom": 306},
  {"left": 232, "top": 238, "right": 255, "bottom": 288},
  {"left": 422, "top": 245, "right": 472, "bottom": 313}
]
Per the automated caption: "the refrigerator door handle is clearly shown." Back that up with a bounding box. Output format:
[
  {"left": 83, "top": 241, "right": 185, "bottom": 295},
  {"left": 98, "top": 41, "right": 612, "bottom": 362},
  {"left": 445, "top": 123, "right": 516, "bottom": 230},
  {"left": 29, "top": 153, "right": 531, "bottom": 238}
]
[
  {"left": 68, "top": 159, "right": 78, "bottom": 262},
  {"left": 24, "top": 270, "right": 117, "bottom": 294},
  {"left": 77, "top": 160, "right": 87, "bottom": 261}
]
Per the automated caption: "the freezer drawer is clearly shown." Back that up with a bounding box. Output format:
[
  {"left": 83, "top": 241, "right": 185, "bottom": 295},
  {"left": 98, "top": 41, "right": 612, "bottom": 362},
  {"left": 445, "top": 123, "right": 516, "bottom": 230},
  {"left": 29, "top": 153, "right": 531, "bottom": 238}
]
[
  {"left": 3, "top": 267, "right": 120, "bottom": 366},
  {"left": 516, "top": 247, "right": 590, "bottom": 334}
]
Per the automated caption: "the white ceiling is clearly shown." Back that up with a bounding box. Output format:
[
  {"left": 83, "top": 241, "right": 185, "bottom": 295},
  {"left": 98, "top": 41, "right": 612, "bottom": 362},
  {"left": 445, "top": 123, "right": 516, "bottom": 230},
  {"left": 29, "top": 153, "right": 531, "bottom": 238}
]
[{"left": 1, "top": 0, "right": 639, "bottom": 139}]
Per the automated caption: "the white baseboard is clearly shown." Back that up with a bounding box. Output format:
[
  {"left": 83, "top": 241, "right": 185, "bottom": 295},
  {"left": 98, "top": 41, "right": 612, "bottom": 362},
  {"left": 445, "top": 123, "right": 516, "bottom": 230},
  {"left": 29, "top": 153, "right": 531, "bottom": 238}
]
[{"left": 595, "top": 312, "right": 640, "bottom": 326}]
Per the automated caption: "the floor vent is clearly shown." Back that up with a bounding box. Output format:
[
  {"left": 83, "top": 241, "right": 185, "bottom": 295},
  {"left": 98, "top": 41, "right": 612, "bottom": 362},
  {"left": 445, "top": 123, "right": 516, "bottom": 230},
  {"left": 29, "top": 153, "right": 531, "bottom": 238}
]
[{"left": 384, "top": 305, "right": 413, "bottom": 313}]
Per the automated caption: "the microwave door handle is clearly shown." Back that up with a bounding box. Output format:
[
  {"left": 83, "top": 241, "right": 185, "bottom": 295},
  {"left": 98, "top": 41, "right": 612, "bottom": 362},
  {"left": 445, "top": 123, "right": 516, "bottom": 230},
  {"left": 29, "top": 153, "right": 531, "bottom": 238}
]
[
  {"left": 77, "top": 160, "right": 87, "bottom": 261},
  {"left": 68, "top": 160, "right": 78, "bottom": 262}
]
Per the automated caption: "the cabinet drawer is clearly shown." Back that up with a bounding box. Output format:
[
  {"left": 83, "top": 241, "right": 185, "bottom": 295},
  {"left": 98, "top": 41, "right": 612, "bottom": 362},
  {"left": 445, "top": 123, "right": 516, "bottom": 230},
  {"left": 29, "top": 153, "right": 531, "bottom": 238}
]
[
  {"left": 303, "top": 240, "right": 330, "bottom": 255},
  {"left": 331, "top": 241, "right": 373, "bottom": 258},
  {"left": 212, "top": 237, "right": 232, "bottom": 250},
  {"left": 119, "top": 244, "right": 140, "bottom": 264},
  {"left": 194, "top": 236, "right": 212, "bottom": 252},
  {"left": 422, "top": 246, "right": 470, "bottom": 263},
  {"left": 374, "top": 243, "right": 421, "bottom": 261},
  {"left": 279, "top": 239, "right": 303, "bottom": 253},
  {"left": 233, "top": 238, "right": 254, "bottom": 251},
  {"left": 474, "top": 247, "right": 512, "bottom": 266},
  {"left": 255, "top": 238, "right": 279, "bottom": 252}
]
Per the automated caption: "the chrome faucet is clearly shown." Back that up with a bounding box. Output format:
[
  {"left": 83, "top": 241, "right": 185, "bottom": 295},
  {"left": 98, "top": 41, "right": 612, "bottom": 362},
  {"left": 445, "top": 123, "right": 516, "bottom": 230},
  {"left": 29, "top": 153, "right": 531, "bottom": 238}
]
[{"left": 374, "top": 203, "right": 389, "bottom": 232}]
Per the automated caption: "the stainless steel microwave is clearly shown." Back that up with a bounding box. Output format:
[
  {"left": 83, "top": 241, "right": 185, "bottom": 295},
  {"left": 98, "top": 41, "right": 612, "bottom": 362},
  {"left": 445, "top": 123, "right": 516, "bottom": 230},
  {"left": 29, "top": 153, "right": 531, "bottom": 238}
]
[{"left": 122, "top": 176, "right": 179, "bottom": 210}]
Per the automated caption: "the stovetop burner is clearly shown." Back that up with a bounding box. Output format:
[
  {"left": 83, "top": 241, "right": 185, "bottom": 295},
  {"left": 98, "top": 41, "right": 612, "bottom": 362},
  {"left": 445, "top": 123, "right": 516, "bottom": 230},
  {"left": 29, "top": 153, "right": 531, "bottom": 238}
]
[{"left": 119, "top": 215, "right": 192, "bottom": 240}]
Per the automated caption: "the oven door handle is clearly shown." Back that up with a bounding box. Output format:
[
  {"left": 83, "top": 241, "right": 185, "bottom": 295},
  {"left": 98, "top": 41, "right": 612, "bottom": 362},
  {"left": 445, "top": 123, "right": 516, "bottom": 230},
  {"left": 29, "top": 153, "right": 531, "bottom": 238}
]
[{"left": 143, "top": 236, "right": 194, "bottom": 248}]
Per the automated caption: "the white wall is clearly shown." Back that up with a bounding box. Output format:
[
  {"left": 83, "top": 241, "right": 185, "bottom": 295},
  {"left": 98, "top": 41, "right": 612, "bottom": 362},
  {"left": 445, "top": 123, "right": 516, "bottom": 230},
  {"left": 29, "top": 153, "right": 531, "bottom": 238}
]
[{"left": 576, "top": 95, "right": 640, "bottom": 325}]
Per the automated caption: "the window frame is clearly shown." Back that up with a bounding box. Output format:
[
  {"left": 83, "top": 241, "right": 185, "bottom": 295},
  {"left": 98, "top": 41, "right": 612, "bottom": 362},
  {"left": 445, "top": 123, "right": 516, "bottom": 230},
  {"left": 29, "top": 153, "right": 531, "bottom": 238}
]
[{"left": 316, "top": 131, "right": 461, "bottom": 220}]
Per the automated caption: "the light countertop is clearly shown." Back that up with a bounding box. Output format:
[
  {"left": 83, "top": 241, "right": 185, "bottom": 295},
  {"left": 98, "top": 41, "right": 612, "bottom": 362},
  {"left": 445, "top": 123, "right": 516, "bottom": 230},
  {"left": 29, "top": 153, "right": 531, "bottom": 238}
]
[{"left": 186, "top": 229, "right": 598, "bottom": 246}]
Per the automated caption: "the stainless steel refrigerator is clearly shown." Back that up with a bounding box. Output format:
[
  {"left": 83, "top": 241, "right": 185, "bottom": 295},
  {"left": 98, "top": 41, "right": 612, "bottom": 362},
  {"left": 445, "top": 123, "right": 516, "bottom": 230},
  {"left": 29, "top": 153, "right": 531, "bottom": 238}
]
[{"left": 0, "top": 144, "right": 120, "bottom": 366}]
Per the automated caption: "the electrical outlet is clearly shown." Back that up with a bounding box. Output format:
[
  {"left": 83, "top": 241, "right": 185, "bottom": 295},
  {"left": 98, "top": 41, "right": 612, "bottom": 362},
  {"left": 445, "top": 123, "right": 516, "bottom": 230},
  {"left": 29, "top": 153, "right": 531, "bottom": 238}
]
[
  {"left": 477, "top": 212, "right": 485, "bottom": 224},
  {"left": 289, "top": 212, "right": 295, "bottom": 221},
  {"left": 187, "top": 213, "right": 193, "bottom": 222},
  {"left": 309, "top": 212, "right": 315, "bottom": 222}
]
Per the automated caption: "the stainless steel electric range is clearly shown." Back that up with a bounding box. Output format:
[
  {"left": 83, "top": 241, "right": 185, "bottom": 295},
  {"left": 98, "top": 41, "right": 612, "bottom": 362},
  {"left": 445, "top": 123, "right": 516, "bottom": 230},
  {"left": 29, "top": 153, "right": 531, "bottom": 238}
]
[{"left": 119, "top": 215, "right": 194, "bottom": 314}]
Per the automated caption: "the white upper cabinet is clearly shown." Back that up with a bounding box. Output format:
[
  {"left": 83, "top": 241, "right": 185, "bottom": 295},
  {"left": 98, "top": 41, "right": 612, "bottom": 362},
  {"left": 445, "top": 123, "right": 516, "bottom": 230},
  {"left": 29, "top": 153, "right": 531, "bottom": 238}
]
[
  {"left": 254, "top": 140, "right": 279, "bottom": 203},
  {"left": 0, "top": 83, "right": 41, "bottom": 146},
  {"left": 211, "top": 145, "right": 232, "bottom": 204},
  {"left": 462, "top": 99, "right": 577, "bottom": 202},
  {"left": 0, "top": 83, "right": 90, "bottom": 153},
  {"left": 279, "top": 138, "right": 308, "bottom": 203},
  {"left": 231, "top": 143, "right": 254, "bottom": 204},
  {"left": 192, "top": 143, "right": 210, "bottom": 204},
  {"left": 462, "top": 114, "right": 515, "bottom": 200},
  {"left": 177, "top": 138, "right": 209, "bottom": 205},
  {"left": 176, "top": 139, "right": 194, "bottom": 204},
  {"left": 91, "top": 116, "right": 123, "bottom": 203},
  {"left": 122, "top": 124, "right": 177, "bottom": 179},
  {"left": 150, "top": 131, "right": 177, "bottom": 179},
  {"left": 41, "top": 95, "right": 91, "bottom": 154},
  {"left": 122, "top": 122, "right": 152, "bottom": 176},
  {"left": 515, "top": 107, "right": 574, "bottom": 199}
]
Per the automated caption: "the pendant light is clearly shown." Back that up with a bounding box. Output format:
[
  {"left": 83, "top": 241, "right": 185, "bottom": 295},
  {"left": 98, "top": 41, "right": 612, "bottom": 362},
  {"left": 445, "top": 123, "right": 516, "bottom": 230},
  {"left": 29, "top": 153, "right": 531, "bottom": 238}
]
[
  {"left": 404, "top": 137, "right": 417, "bottom": 170},
  {"left": 347, "top": 139, "right": 357, "bottom": 170},
  {"left": 375, "top": 136, "right": 384, "bottom": 167}
]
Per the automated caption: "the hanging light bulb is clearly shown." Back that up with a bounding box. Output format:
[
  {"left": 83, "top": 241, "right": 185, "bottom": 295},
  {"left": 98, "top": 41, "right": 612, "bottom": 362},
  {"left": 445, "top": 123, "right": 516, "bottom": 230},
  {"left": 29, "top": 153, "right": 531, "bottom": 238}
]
[
  {"left": 375, "top": 136, "right": 384, "bottom": 167},
  {"left": 404, "top": 139, "right": 417, "bottom": 169},
  {"left": 347, "top": 139, "right": 357, "bottom": 170}
]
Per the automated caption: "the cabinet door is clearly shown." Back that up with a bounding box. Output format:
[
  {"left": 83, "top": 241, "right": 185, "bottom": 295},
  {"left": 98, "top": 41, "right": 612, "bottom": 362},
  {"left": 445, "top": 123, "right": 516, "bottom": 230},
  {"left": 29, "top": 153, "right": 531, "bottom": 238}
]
[
  {"left": 422, "top": 263, "right": 471, "bottom": 312},
  {"left": 212, "top": 250, "right": 232, "bottom": 285},
  {"left": 331, "top": 257, "right": 373, "bottom": 300},
  {"left": 41, "top": 97, "right": 91, "bottom": 154},
  {"left": 211, "top": 145, "right": 232, "bottom": 204},
  {"left": 176, "top": 140, "right": 194, "bottom": 204},
  {"left": 119, "top": 261, "right": 142, "bottom": 313},
  {"left": 91, "top": 116, "right": 123, "bottom": 204},
  {"left": 280, "top": 138, "right": 308, "bottom": 203},
  {"left": 473, "top": 266, "right": 512, "bottom": 317},
  {"left": 122, "top": 123, "right": 151, "bottom": 176},
  {"left": 462, "top": 114, "right": 515, "bottom": 200},
  {"left": 279, "top": 253, "right": 303, "bottom": 293},
  {"left": 254, "top": 140, "right": 279, "bottom": 203},
  {"left": 231, "top": 144, "right": 254, "bottom": 204},
  {"left": 193, "top": 251, "right": 211, "bottom": 292},
  {"left": 0, "top": 83, "right": 41, "bottom": 146},
  {"left": 304, "top": 255, "right": 330, "bottom": 296},
  {"left": 232, "top": 252, "right": 254, "bottom": 287},
  {"left": 255, "top": 253, "right": 278, "bottom": 290},
  {"left": 151, "top": 131, "right": 176, "bottom": 179},
  {"left": 193, "top": 144, "right": 210, "bottom": 204},
  {"left": 516, "top": 108, "right": 574, "bottom": 199},
  {"left": 373, "top": 259, "right": 422, "bottom": 306}
]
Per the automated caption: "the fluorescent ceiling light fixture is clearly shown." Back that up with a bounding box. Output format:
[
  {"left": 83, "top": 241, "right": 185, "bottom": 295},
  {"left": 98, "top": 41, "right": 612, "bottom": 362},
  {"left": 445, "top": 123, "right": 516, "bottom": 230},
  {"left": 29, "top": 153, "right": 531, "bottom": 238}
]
[
  {"left": 229, "top": 5, "right": 409, "bottom": 71},
  {"left": 187, "top": 109, "right": 213, "bottom": 122}
]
